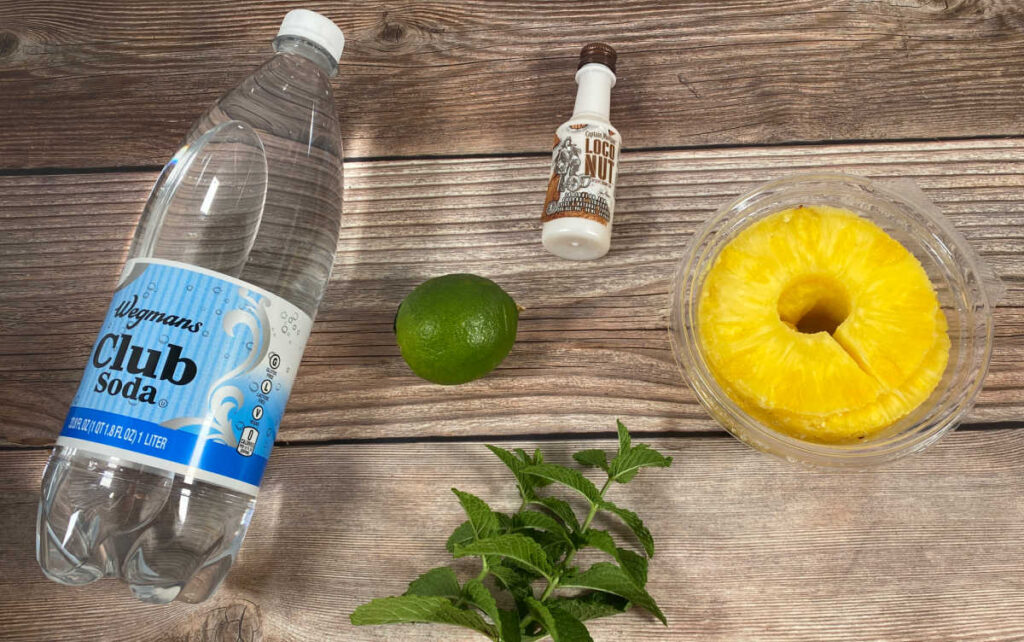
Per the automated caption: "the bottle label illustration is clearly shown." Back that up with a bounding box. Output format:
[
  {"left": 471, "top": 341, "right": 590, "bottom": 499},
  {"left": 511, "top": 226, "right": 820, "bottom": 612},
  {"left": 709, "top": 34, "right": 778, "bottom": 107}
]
[
  {"left": 56, "top": 258, "right": 311, "bottom": 495},
  {"left": 541, "top": 121, "right": 621, "bottom": 225}
]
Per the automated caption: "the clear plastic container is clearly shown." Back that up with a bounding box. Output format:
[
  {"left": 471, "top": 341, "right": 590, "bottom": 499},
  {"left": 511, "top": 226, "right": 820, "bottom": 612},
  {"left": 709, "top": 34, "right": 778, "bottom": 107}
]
[{"left": 669, "top": 173, "right": 1003, "bottom": 468}]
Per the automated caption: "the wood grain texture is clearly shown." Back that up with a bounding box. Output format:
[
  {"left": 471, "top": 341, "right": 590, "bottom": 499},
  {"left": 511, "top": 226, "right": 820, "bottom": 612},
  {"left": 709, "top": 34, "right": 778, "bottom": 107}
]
[
  {"left": 2, "top": 139, "right": 1023, "bottom": 445},
  {"left": 2, "top": 430, "right": 1023, "bottom": 640},
  {"left": 2, "top": 0, "right": 1024, "bottom": 168}
]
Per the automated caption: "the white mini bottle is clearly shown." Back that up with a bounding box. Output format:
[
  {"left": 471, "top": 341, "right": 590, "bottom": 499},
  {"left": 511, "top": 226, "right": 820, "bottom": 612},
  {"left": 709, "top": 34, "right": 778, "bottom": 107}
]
[{"left": 541, "top": 43, "right": 620, "bottom": 261}]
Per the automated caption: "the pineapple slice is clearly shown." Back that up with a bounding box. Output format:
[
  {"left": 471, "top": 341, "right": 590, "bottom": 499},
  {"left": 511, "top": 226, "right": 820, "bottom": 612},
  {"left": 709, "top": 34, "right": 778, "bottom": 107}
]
[
  {"left": 827, "top": 210, "right": 939, "bottom": 388},
  {"left": 698, "top": 206, "right": 949, "bottom": 444},
  {"left": 768, "top": 311, "right": 950, "bottom": 441}
]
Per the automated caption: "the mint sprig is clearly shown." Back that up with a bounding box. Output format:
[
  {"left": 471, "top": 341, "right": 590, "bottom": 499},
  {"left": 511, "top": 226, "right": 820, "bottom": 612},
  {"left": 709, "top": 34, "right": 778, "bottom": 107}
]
[{"left": 350, "top": 421, "right": 673, "bottom": 641}]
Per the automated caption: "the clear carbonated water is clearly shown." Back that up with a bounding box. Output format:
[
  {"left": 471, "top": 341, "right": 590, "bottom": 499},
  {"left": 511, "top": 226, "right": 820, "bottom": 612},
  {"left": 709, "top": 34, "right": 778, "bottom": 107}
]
[{"left": 36, "top": 33, "right": 343, "bottom": 604}]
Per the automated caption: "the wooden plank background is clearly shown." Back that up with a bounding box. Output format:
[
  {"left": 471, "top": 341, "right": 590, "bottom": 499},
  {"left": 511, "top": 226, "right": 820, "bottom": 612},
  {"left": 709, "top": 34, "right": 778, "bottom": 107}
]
[
  {"left": 2, "top": 431, "right": 1023, "bottom": 641},
  {"left": 2, "top": 1, "right": 1024, "bottom": 168},
  {"left": 2, "top": 140, "right": 1022, "bottom": 446},
  {"left": 1, "top": 0, "right": 1022, "bottom": 640}
]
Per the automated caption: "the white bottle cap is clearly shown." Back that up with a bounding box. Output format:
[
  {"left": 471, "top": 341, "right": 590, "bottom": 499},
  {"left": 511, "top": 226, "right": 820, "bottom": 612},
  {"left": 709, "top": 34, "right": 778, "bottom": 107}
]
[
  {"left": 277, "top": 9, "right": 345, "bottom": 65},
  {"left": 542, "top": 217, "right": 611, "bottom": 261}
]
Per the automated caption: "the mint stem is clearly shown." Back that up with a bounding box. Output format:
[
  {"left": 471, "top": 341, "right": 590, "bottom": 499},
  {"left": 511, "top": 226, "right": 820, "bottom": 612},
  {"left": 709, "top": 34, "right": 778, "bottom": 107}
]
[
  {"left": 475, "top": 558, "right": 490, "bottom": 583},
  {"left": 536, "top": 476, "right": 613, "bottom": 604},
  {"left": 452, "top": 558, "right": 489, "bottom": 610}
]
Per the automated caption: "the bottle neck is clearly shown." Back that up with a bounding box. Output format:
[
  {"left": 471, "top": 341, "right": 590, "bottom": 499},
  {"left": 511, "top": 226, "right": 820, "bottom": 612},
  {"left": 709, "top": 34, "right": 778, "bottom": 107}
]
[
  {"left": 572, "top": 63, "right": 616, "bottom": 121},
  {"left": 272, "top": 35, "right": 338, "bottom": 77}
]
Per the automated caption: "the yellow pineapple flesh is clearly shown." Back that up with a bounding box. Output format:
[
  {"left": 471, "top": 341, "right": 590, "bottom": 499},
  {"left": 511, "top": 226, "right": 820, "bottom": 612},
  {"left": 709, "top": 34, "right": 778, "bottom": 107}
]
[{"left": 698, "top": 205, "right": 949, "bottom": 443}]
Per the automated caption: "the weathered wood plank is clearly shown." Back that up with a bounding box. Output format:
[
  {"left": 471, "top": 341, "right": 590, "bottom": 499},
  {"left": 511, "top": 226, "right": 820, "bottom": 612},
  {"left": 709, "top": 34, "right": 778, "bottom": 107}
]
[
  {"left": 2, "top": 139, "right": 1022, "bottom": 445},
  {"left": 2, "top": 1, "right": 1024, "bottom": 168},
  {"left": 2, "top": 430, "right": 1023, "bottom": 640}
]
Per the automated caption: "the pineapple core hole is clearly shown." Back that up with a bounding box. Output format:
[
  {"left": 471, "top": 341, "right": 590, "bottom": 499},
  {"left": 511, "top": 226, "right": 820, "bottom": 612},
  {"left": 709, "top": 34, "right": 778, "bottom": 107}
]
[{"left": 777, "top": 277, "right": 851, "bottom": 336}]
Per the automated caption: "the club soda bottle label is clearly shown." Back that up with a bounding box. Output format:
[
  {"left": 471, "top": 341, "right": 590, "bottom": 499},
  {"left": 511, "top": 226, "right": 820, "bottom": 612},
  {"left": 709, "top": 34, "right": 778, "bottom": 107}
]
[{"left": 57, "top": 258, "right": 311, "bottom": 495}]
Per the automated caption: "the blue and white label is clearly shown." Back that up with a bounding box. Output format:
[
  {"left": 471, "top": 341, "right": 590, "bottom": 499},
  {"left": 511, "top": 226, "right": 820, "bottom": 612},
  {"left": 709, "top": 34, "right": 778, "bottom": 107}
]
[{"left": 57, "top": 258, "right": 311, "bottom": 495}]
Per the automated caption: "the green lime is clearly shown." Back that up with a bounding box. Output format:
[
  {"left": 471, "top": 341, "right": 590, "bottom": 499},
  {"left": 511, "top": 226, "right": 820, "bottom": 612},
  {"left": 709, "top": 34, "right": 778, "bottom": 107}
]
[{"left": 395, "top": 274, "right": 519, "bottom": 385}]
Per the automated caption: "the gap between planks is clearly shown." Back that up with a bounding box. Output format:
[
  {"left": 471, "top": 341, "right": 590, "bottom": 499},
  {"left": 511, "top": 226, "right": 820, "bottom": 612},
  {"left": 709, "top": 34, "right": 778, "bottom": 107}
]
[{"left": 3, "top": 421, "right": 1022, "bottom": 455}]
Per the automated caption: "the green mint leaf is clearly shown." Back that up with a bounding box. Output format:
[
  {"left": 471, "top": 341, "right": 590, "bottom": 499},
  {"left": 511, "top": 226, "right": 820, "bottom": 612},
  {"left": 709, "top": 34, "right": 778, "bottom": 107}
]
[
  {"left": 488, "top": 444, "right": 523, "bottom": 471},
  {"left": 530, "top": 497, "right": 580, "bottom": 533},
  {"left": 613, "top": 469, "right": 640, "bottom": 484},
  {"left": 498, "top": 557, "right": 545, "bottom": 582},
  {"left": 514, "top": 448, "right": 545, "bottom": 467},
  {"left": 614, "top": 547, "right": 648, "bottom": 587},
  {"left": 490, "top": 562, "right": 534, "bottom": 587},
  {"left": 404, "top": 567, "right": 461, "bottom": 599},
  {"left": 517, "top": 510, "right": 572, "bottom": 543},
  {"left": 616, "top": 420, "right": 631, "bottom": 457},
  {"left": 464, "top": 579, "right": 501, "bottom": 626},
  {"left": 572, "top": 449, "right": 609, "bottom": 472},
  {"left": 497, "top": 512, "right": 514, "bottom": 533},
  {"left": 489, "top": 563, "right": 536, "bottom": 603},
  {"left": 488, "top": 445, "right": 551, "bottom": 499},
  {"left": 516, "top": 510, "right": 574, "bottom": 564},
  {"left": 487, "top": 445, "right": 532, "bottom": 498},
  {"left": 608, "top": 444, "right": 672, "bottom": 484},
  {"left": 520, "top": 528, "right": 571, "bottom": 566},
  {"left": 454, "top": 534, "right": 555, "bottom": 580},
  {"left": 600, "top": 500, "right": 655, "bottom": 557},
  {"left": 582, "top": 529, "right": 618, "bottom": 558},
  {"left": 560, "top": 562, "right": 666, "bottom": 625},
  {"left": 524, "top": 597, "right": 593, "bottom": 642},
  {"left": 447, "top": 521, "right": 476, "bottom": 555},
  {"left": 452, "top": 488, "right": 499, "bottom": 539},
  {"left": 498, "top": 609, "right": 522, "bottom": 642},
  {"left": 524, "top": 464, "right": 602, "bottom": 504},
  {"left": 547, "top": 593, "right": 629, "bottom": 622},
  {"left": 584, "top": 530, "right": 649, "bottom": 587},
  {"left": 350, "top": 595, "right": 498, "bottom": 639},
  {"left": 517, "top": 448, "right": 553, "bottom": 487},
  {"left": 524, "top": 597, "right": 559, "bottom": 640},
  {"left": 548, "top": 604, "right": 595, "bottom": 642}
]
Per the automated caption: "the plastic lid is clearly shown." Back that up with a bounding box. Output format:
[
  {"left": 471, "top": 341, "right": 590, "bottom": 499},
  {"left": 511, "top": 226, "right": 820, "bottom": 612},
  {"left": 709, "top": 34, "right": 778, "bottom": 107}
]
[{"left": 277, "top": 9, "right": 345, "bottom": 65}]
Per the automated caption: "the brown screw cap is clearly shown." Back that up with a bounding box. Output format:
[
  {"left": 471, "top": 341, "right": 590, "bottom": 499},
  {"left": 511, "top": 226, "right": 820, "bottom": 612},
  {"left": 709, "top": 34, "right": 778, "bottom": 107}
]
[{"left": 578, "top": 42, "right": 617, "bottom": 74}]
